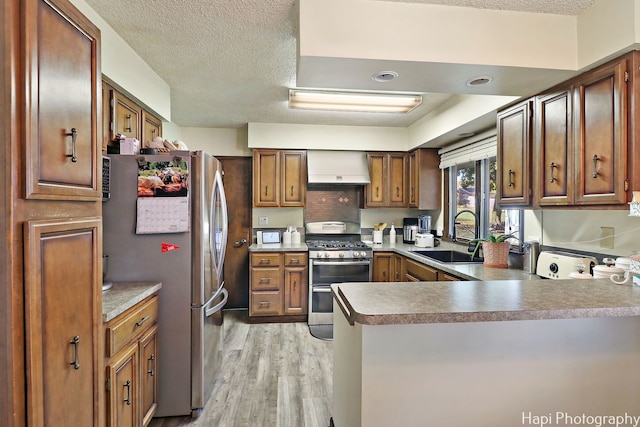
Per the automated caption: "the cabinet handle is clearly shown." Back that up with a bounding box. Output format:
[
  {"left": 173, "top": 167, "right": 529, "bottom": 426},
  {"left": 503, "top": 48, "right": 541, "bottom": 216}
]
[
  {"left": 396, "top": 187, "right": 400, "bottom": 197},
  {"left": 383, "top": 271, "right": 387, "bottom": 281},
  {"left": 411, "top": 187, "right": 414, "bottom": 199},
  {"left": 259, "top": 301, "right": 271, "bottom": 306},
  {"left": 376, "top": 187, "right": 380, "bottom": 198},
  {"left": 290, "top": 185, "right": 294, "bottom": 197},
  {"left": 293, "top": 279, "right": 297, "bottom": 290},
  {"left": 147, "top": 354, "right": 155, "bottom": 376},
  {"left": 265, "top": 185, "right": 269, "bottom": 196},
  {"left": 259, "top": 259, "right": 271, "bottom": 264},
  {"left": 592, "top": 154, "right": 599, "bottom": 178},
  {"left": 152, "top": 129, "right": 156, "bottom": 137},
  {"left": 135, "top": 316, "right": 150, "bottom": 327},
  {"left": 65, "top": 128, "right": 78, "bottom": 163},
  {"left": 549, "top": 162, "right": 557, "bottom": 183},
  {"left": 289, "top": 258, "right": 300, "bottom": 264},
  {"left": 507, "top": 169, "right": 514, "bottom": 187},
  {"left": 69, "top": 336, "right": 80, "bottom": 370},
  {"left": 124, "top": 380, "right": 132, "bottom": 405},
  {"left": 259, "top": 277, "right": 271, "bottom": 283},
  {"left": 125, "top": 114, "right": 132, "bottom": 133}
]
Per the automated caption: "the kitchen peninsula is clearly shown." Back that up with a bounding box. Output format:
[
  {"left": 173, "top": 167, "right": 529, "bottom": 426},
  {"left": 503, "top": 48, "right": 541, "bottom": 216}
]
[{"left": 331, "top": 279, "right": 640, "bottom": 427}]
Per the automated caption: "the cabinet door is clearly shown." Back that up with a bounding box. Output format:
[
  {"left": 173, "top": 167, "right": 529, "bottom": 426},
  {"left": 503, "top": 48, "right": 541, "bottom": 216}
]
[
  {"left": 107, "top": 343, "right": 138, "bottom": 427},
  {"left": 535, "top": 90, "right": 574, "bottom": 206},
  {"left": 388, "top": 153, "right": 408, "bottom": 207},
  {"left": 23, "top": 217, "right": 102, "bottom": 427},
  {"left": 366, "top": 153, "right": 386, "bottom": 207},
  {"left": 139, "top": 326, "right": 158, "bottom": 427},
  {"left": 409, "top": 149, "right": 441, "bottom": 209},
  {"left": 497, "top": 100, "right": 532, "bottom": 206},
  {"left": 24, "top": 0, "right": 101, "bottom": 201},
  {"left": 373, "top": 252, "right": 393, "bottom": 282},
  {"left": 574, "top": 58, "right": 628, "bottom": 205},
  {"left": 284, "top": 267, "right": 308, "bottom": 315},
  {"left": 253, "top": 150, "right": 280, "bottom": 207},
  {"left": 280, "top": 151, "right": 306, "bottom": 207},
  {"left": 141, "top": 110, "right": 162, "bottom": 147},
  {"left": 114, "top": 92, "right": 141, "bottom": 140},
  {"left": 408, "top": 151, "right": 419, "bottom": 207},
  {"left": 392, "top": 254, "right": 405, "bottom": 282}
]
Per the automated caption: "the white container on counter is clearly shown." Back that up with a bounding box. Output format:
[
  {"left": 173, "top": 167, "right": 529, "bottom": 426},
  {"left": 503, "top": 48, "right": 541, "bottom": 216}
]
[
  {"left": 283, "top": 230, "right": 292, "bottom": 244},
  {"left": 291, "top": 229, "right": 301, "bottom": 244}
]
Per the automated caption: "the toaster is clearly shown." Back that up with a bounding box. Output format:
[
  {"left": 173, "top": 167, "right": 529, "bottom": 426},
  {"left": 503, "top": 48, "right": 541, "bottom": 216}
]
[{"left": 536, "top": 251, "right": 598, "bottom": 279}]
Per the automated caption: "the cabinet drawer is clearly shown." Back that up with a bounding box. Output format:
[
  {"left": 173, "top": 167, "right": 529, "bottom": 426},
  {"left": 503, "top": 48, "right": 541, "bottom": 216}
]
[
  {"left": 405, "top": 259, "right": 438, "bottom": 281},
  {"left": 251, "top": 267, "right": 281, "bottom": 291},
  {"left": 106, "top": 295, "right": 159, "bottom": 357},
  {"left": 251, "top": 253, "right": 281, "bottom": 267},
  {"left": 284, "top": 253, "right": 307, "bottom": 267},
  {"left": 250, "top": 291, "right": 282, "bottom": 316}
]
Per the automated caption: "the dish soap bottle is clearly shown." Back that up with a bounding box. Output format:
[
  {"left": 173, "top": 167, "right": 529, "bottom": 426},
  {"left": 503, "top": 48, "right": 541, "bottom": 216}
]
[{"left": 389, "top": 224, "right": 396, "bottom": 245}]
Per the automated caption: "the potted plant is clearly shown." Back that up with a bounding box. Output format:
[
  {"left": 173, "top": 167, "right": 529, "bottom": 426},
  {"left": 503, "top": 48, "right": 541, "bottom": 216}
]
[{"left": 471, "top": 232, "right": 519, "bottom": 268}]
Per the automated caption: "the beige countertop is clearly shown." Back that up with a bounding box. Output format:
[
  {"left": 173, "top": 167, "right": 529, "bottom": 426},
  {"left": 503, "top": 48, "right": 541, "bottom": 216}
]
[
  {"left": 332, "top": 279, "right": 640, "bottom": 326},
  {"left": 102, "top": 281, "right": 162, "bottom": 322},
  {"left": 249, "top": 242, "right": 308, "bottom": 252}
]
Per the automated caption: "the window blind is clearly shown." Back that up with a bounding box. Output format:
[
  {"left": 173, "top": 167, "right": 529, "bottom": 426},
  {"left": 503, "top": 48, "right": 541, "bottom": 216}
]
[{"left": 438, "top": 130, "right": 497, "bottom": 169}]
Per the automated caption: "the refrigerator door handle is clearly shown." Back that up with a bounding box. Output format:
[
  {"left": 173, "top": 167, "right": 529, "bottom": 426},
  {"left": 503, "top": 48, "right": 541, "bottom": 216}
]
[{"left": 205, "top": 287, "right": 228, "bottom": 318}]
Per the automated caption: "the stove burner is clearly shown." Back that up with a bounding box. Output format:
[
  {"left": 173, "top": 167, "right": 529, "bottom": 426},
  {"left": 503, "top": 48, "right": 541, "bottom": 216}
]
[{"left": 306, "top": 240, "right": 370, "bottom": 249}]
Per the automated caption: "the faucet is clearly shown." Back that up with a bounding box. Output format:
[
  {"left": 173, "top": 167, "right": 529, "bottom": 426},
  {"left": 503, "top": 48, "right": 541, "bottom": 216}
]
[{"left": 452, "top": 209, "right": 478, "bottom": 242}]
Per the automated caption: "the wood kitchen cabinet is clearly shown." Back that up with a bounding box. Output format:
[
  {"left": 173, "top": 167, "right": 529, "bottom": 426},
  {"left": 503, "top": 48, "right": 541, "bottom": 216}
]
[
  {"left": 408, "top": 148, "right": 441, "bottom": 209},
  {"left": 373, "top": 252, "right": 404, "bottom": 282},
  {"left": 3, "top": 1, "right": 104, "bottom": 427},
  {"left": 105, "top": 294, "right": 159, "bottom": 427},
  {"left": 365, "top": 152, "right": 408, "bottom": 208},
  {"left": 253, "top": 149, "right": 306, "bottom": 207},
  {"left": 534, "top": 89, "right": 574, "bottom": 206},
  {"left": 103, "top": 83, "right": 163, "bottom": 151},
  {"left": 404, "top": 258, "right": 439, "bottom": 282},
  {"left": 497, "top": 99, "right": 532, "bottom": 207},
  {"left": 249, "top": 252, "right": 308, "bottom": 321}
]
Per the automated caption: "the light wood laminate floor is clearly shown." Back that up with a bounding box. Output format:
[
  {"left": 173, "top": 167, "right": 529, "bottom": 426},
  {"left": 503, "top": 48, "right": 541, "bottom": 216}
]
[{"left": 149, "top": 310, "right": 333, "bottom": 427}]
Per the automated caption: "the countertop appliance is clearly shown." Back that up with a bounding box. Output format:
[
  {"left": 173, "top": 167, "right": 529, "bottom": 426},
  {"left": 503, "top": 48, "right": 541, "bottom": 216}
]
[
  {"left": 103, "top": 152, "right": 228, "bottom": 417},
  {"left": 536, "top": 251, "right": 598, "bottom": 280},
  {"left": 414, "top": 233, "right": 435, "bottom": 248},
  {"left": 305, "top": 221, "right": 372, "bottom": 340},
  {"left": 403, "top": 217, "right": 419, "bottom": 244},
  {"left": 522, "top": 241, "right": 540, "bottom": 274}
]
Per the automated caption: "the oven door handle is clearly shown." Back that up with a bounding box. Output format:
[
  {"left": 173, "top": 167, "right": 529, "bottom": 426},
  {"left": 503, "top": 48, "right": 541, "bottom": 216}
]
[
  {"left": 311, "top": 286, "right": 333, "bottom": 293},
  {"left": 311, "top": 260, "right": 371, "bottom": 266}
]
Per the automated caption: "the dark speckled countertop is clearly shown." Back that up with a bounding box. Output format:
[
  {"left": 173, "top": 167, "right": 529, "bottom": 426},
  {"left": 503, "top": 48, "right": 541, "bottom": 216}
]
[
  {"left": 332, "top": 279, "right": 640, "bottom": 326},
  {"left": 102, "top": 281, "right": 162, "bottom": 322}
]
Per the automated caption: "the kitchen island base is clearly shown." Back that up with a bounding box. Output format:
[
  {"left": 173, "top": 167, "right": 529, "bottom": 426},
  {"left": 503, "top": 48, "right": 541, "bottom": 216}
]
[{"left": 333, "top": 312, "right": 640, "bottom": 427}]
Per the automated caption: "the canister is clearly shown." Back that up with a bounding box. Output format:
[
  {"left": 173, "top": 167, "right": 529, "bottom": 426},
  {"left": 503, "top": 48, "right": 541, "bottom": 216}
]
[{"left": 523, "top": 241, "right": 540, "bottom": 274}]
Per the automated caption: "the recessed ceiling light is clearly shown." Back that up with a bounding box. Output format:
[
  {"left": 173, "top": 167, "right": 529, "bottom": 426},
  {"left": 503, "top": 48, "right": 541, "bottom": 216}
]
[
  {"left": 372, "top": 71, "right": 398, "bottom": 82},
  {"left": 289, "top": 89, "right": 422, "bottom": 113},
  {"left": 466, "top": 76, "right": 493, "bottom": 87}
]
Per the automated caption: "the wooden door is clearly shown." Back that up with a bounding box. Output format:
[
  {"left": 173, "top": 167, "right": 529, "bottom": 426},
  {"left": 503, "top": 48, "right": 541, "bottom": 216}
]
[
  {"left": 284, "top": 267, "right": 307, "bottom": 315},
  {"left": 253, "top": 149, "right": 279, "bottom": 207},
  {"left": 141, "top": 110, "right": 162, "bottom": 147},
  {"left": 366, "top": 153, "right": 386, "bottom": 207},
  {"left": 139, "top": 326, "right": 158, "bottom": 427},
  {"left": 107, "top": 344, "right": 138, "bottom": 427},
  {"left": 114, "top": 92, "right": 140, "bottom": 140},
  {"left": 280, "top": 151, "right": 306, "bottom": 207},
  {"left": 497, "top": 100, "right": 532, "bottom": 206},
  {"left": 23, "top": 217, "right": 102, "bottom": 427},
  {"left": 373, "top": 252, "right": 393, "bottom": 282},
  {"left": 392, "top": 254, "right": 405, "bottom": 282},
  {"left": 573, "top": 57, "right": 628, "bottom": 205},
  {"left": 535, "top": 90, "right": 573, "bottom": 206},
  {"left": 24, "top": 0, "right": 101, "bottom": 201},
  {"left": 388, "top": 153, "right": 408, "bottom": 207},
  {"left": 219, "top": 157, "right": 251, "bottom": 309}
]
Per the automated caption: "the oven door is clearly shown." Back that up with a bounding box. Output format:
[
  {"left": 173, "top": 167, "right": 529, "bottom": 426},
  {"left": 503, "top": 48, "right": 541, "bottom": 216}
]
[{"left": 308, "top": 259, "right": 371, "bottom": 325}]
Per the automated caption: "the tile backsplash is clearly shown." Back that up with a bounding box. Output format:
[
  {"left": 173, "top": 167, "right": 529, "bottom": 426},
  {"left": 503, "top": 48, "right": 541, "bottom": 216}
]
[{"left": 304, "top": 185, "right": 363, "bottom": 223}]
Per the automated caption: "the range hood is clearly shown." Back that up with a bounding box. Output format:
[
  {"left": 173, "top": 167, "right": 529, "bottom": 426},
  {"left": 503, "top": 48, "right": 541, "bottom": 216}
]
[{"left": 307, "top": 150, "right": 371, "bottom": 184}]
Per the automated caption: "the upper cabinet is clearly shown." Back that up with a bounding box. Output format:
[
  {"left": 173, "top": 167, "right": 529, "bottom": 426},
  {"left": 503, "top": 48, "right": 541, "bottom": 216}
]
[
  {"left": 499, "top": 52, "right": 635, "bottom": 208},
  {"left": 103, "top": 82, "right": 163, "bottom": 151},
  {"left": 497, "top": 100, "right": 532, "bottom": 207},
  {"left": 253, "top": 149, "right": 306, "bottom": 207},
  {"left": 24, "top": 0, "right": 102, "bottom": 201},
  {"left": 408, "top": 148, "right": 441, "bottom": 209},
  {"left": 365, "top": 152, "right": 408, "bottom": 208}
]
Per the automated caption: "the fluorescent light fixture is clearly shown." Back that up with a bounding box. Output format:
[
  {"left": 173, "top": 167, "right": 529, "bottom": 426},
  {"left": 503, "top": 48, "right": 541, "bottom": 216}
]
[{"left": 289, "top": 89, "right": 422, "bottom": 113}]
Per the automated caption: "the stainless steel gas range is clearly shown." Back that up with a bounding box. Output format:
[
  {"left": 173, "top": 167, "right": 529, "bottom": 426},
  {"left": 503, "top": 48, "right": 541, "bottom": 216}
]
[{"left": 305, "top": 221, "right": 372, "bottom": 340}]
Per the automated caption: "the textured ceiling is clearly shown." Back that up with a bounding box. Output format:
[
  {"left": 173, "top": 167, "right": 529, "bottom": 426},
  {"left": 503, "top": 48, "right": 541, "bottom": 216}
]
[{"left": 84, "top": 0, "right": 598, "bottom": 132}]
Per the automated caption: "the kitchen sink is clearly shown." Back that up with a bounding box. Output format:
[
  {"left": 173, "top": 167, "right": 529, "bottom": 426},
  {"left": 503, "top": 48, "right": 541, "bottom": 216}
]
[{"left": 411, "top": 250, "right": 484, "bottom": 264}]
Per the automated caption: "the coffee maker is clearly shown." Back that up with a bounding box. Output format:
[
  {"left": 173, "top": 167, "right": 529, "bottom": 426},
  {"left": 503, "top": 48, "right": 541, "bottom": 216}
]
[{"left": 403, "top": 218, "right": 418, "bottom": 244}]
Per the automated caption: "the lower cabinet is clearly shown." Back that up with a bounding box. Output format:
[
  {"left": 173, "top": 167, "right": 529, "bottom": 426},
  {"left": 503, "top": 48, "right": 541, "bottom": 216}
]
[
  {"left": 250, "top": 252, "right": 308, "bottom": 321},
  {"left": 105, "top": 294, "right": 159, "bottom": 427},
  {"left": 374, "top": 253, "right": 465, "bottom": 282}
]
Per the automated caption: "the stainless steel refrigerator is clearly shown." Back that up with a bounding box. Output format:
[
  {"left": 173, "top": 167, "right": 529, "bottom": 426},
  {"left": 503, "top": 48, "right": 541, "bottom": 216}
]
[{"left": 103, "top": 151, "right": 228, "bottom": 417}]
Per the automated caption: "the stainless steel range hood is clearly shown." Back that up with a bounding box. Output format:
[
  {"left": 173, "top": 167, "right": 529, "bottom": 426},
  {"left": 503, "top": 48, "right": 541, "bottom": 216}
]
[{"left": 307, "top": 150, "right": 371, "bottom": 184}]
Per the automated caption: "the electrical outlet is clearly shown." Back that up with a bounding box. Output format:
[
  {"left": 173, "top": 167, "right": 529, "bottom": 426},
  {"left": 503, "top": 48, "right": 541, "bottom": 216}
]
[
  {"left": 259, "top": 216, "right": 268, "bottom": 225},
  {"left": 600, "top": 227, "right": 614, "bottom": 249}
]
